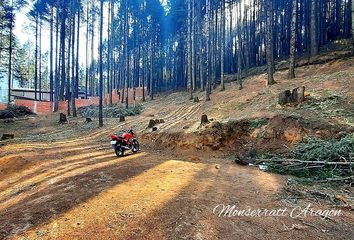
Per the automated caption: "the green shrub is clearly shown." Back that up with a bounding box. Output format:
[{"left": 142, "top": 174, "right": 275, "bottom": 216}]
[
  {"left": 248, "top": 118, "right": 268, "bottom": 129},
  {"left": 77, "top": 104, "right": 144, "bottom": 118}
]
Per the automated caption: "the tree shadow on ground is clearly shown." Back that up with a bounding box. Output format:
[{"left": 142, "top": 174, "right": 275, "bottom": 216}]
[{"left": 0, "top": 153, "right": 163, "bottom": 239}]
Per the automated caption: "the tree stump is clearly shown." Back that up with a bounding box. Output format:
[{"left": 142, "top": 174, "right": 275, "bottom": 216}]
[
  {"left": 291, "top": 88, "right": 299, "bottom": 102},
  {"left": 201, "top": 114, "right": 210, "bottom": 125},
  {"left": 59, "top": 113, "right": 68, "bottom": 124},
  {"left": 2, "top": 134, "right": 14, "bottom": 140},
  {"left": 278, "top": 90, "right": 292, "bottom": 105},
  {"left": 279, "top": 87, "right": 306, "bottom": 105},
  {"left": 194, "top": 97, "right": 200, "bottom": 103},
  {"left": 86, "top": 118, "right": 92, "bottom": 123},
  {"left": 119, "top": 116, "right": 126, "bottom": 122},
  {"left": 148, "top": 119, "right": 156, "bottom": 128},
  {"left": 155, "top": 119, "right": 161, "bottom": 124},
  {"left": 298, "top": 86, "right": 306, "bottom": 102},
  {"left": 159, "top": 119, "right": 165, "bottom": 123}
]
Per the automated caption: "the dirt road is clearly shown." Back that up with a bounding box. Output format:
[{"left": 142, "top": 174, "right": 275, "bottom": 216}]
[{"left": 0, "top": 135, "right": 354, "bottom": 240}]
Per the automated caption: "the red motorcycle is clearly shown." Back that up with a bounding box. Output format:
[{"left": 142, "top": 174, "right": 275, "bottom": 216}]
[{"left": 111, "top": 129, "right": 140, "bottom": 157}]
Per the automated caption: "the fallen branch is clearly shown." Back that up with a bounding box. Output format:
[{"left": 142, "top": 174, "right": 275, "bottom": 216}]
[
  {"left": 263, "top": 158, "right": 354, "bottom": 166},
  {"left": 315, "top": 176, "right": 354, "bottom": 183}
]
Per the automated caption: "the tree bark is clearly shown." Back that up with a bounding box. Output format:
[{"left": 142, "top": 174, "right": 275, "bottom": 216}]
[
  {"left": 310, "top": 0, "right": 318, "bottom": 57},
  {"left": 205, "top": 0, "right": 211, "bottom": 101},
  {"left": 54, "top": 8, "right": 59, "bottom": 112},
  {"left": 7, "top": 1, "right": 13, "bottom": 103},
  {"left": 99, "top": 0, "right": 104, "bottom": 127},
  {"left": 288, "top": 0, "right": 297, "bottom": 79},
  {"left": 220, "top": 0, "right": 225, "bottom": 91},
  {"left": 50, "top": 7, "right": 54, "bottom": 107},
  {"left": 265, "top": 0, "right": 275, "bottom": 86}
]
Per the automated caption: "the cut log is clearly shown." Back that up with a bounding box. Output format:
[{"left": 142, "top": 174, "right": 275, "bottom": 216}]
[
  {"left": 148, "top": 119, "right": 156, "bottom": 128},
  {"left": 201, "top": 114, "right": 210, "bottom": 125},
  {"left": 86, "top": 118, "right": 92, "bottom": 123},
  {"left": 119, "top": 116, "right": 126, "bottom": 122},
  {"left": 2, "top": 134, "right": 14, "bottom": 140},
  {"left": 59, "top": 113, "right": 68, "bottom": 124}
]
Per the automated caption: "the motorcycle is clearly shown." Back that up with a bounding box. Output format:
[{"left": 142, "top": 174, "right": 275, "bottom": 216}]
[{"left": 110, "top": 129, "right": 140, "bottom": 157}]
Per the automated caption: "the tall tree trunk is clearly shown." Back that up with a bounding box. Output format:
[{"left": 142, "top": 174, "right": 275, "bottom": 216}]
[
  {"left": 187, "top": 0, "right": 193, "bottom": 99},
  {"left": 288, "top": 0, "right": 297, "bottom": 79},
  {"left": 352, "top": 0, "right": 354, "bottom": 54},
  {"left": 71, "top": 10, "right": 76, "bottom": 117},
  {"left": 99, "top": 0, "right": 104, "bottom": 127},
  {"left": 54, "top": 7, "right": 60, "bottom": 112},
  {"left": 50, "top": 7, "right": 54, "bottom": 106},
  {"left": 220, "top": 0, "right": 225, "bottom": 91},
  {"left": 66, "top": 17, "right": 72, "bottom": 116},
  {"left": 149, "top": 40, "right": 154, "bottom": 100},
  {"left": 125, "top": 0, "right": 129, "bottom": 107},
  {"left": 107, "top": 0, "right": 113, "bottom": 105},
  {"left": 39, "top": 18, "right": 42, "bottom": 101},
  {"left": 310, "top": 0, "right": 318, "bottom": 57},
  {"left": 191, "top": 0, "right": 196, "bottom": 92},
  {"left": 35, "top": 14, "right": 38, "bottom": 101},
  {"left": 85, "top": 0, "right": 89, "bottom": 99},
  {"left": 60, "top": 0, "right": 66, "bottom": 102},
  {"left": 90, "top": 0, "right": 95, "bottom": 97},
  {"left": 237, "top": 2, "right": 243, "bottom": 89},
  {"left": 7, "top": 1, "right": 13, "bottom": 103},
  {"left": 265, "top": 0, "right": 275, "bottom": 86},
  {"left": 73, "top": 8, "right": 80, "bottom": 117},
  {"left": 205, "top": 0, "right": 211, "bottom": 101}
]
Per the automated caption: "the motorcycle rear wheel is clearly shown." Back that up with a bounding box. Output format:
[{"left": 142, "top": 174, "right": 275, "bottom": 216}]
[{"left": 115, "top": 146, "right": 125, "bottom": 157}]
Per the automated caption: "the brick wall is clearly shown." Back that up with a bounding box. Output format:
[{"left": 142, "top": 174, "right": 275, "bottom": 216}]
[
  {"left": 11, "top": 88, "right": 146, "bottom": 115},
  {"left": 0, "top": 103, "right": 7, "bottom": 110}
]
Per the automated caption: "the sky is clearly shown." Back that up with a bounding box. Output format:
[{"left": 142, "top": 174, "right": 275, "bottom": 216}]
[
  {"left": 13, "top": 0, "right": 169, "bottom": 67},
  {"left": 14, "top": 3, "right": 100, "bottom": 67}
]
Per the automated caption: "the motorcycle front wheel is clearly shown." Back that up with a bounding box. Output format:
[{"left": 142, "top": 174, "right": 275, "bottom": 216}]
[{"left": 115, "top": 145, "right": 125, "bottom": 157}]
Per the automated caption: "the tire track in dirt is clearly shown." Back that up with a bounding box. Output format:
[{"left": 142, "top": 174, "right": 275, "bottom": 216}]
[{"left": 159, "top": 103, "right": 202, "bottom": 131}]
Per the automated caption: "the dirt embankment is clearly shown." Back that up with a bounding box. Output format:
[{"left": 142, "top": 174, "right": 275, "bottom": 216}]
[{"left": 142, "top": 114, "right": 353, "bottom": 155}]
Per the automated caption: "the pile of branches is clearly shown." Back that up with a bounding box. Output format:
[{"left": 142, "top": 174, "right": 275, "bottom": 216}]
[
  {"left": 0, "top": 105, "right": 34, "bottom": 119},
  {"left": 262, "top": 134, "right": 354, "bottom": 183}
]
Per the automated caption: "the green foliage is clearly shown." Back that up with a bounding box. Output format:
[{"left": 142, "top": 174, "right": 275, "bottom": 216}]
[
  {"left": 293, "top": 134, "right": 354, "bottom": 163},
  {"left": 265, "top": 134, "right": 354, "bottom": 181},
  {"left": 248, "top": 118, "right": 268, "bottom": 129},
  {"left": 77, "top": 104, "right": 144, "bottom": 118}
]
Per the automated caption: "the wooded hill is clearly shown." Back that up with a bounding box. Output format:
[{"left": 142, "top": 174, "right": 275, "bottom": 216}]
[{"left": 0, "top": 0, "right": 353, "bottom": 124}]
